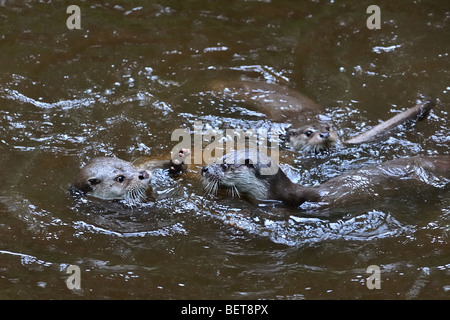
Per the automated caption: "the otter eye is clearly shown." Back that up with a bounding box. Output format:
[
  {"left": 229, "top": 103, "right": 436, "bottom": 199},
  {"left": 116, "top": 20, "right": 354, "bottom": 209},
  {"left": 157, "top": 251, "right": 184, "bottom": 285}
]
[
  {"left": 88, "top": 178, "right": 101, "bottom": 185},
  {"left": 114, "top": 175, "right": 125, "bottom": 183},
  {"left": 221, "top": 164, "right": 229, "bottom": 171},
  {"left": 304, "top": 130, "right": 313, "bottom": 137}
]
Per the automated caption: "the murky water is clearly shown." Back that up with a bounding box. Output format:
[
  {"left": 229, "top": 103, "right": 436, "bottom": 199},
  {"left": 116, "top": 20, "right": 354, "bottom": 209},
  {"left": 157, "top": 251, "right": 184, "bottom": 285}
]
[{"left": 0, "top": 1, "right": 449, "bottom": 299}]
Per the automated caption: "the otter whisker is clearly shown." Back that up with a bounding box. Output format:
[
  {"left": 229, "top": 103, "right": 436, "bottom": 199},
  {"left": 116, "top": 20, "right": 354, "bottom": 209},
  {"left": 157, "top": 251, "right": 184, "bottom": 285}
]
[
  {"left": 206, "top": 179, "right": 214, "bottom": 194},
  {"left": 203, "top": 177, "right": 219, "bottom": 197},
  {"left": 231, "top": 185, "right": 241, "bottom": 198},
  {"left": 212, "top": 179, "right": 219, "bottom": 196},
  {"left": 124, "top": 194, "right": 135, "bottom": 207},
  {"left": 225, "top": 183, "right": 241, "bottom": 199},
  {"left": 227, "top": 186, "right": 233, "bottom": 197},
  {"left": 301, "top": 144, "right": 310, "bottom": 153},
  {"left": 125, "top": 191, "right": 138, "bottom": 207},
  {"left": 124, "top": 185, "right": 148, "bottom": 207},
  {"left": 137, "top": 186, "right": 146, "bottom": 199},
  {"left": 203, "top": 179, "right": 212, "bottom": 196}
]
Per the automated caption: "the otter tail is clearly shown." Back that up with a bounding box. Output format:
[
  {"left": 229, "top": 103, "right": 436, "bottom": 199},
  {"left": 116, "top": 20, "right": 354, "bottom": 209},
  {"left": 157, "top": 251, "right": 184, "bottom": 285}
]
[{"left": 344, "top": 98, "right": 435, "bottom": 145}]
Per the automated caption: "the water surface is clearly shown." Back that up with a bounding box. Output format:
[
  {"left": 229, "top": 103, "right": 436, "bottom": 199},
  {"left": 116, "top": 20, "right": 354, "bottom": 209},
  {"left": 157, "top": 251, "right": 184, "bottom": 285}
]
[{"left": 0, "top": 0, "right": 449, "bottom": 299}]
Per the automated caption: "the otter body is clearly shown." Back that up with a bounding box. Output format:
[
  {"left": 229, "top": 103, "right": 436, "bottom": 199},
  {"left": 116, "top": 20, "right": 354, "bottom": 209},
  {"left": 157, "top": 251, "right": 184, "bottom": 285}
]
[
  {"left": 210, "top": 80, "right": 434, "bottom": 152},
  {"left": 202, "top": 149, "right": 449, "bottom": 210},
  {"left": 317, "top": 156, "right": 449, "bottom": 209},
  {"left": 209, "top": 80, "right": 322, "bottom": 123},
  {"left": 210, "top": 80, "right": 337, "bottom": 153}
]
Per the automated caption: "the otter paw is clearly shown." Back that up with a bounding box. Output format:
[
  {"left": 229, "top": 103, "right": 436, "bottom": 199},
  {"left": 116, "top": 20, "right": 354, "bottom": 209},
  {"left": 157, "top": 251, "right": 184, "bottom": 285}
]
[
  {"left": 172, "top": 148, "right": 191, "bottom": 165},
  {"left": 168, "top": 148, "right": 190, "bottom": 175}
]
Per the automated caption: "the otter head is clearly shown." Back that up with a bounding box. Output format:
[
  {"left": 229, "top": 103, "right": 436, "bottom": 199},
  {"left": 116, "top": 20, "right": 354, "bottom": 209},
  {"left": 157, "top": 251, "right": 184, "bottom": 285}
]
[
  {"left": 286, "top": 123, "right": 338, "bottom": 153},
  {"left": 201, "top": 149, "right": 280, "bottom": 201},
  {"left": 73, "top": 157, "right": 151, "bottom": 206},
  {"left": 201, "top": 149, "right": 320, "bottom": 207}
]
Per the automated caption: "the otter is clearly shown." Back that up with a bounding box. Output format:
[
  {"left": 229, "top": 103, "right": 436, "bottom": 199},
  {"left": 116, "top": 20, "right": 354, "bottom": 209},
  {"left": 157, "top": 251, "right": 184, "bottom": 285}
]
[
  {"left": 209, "top": 80, "right": 434, "bottom": 153},
  {"left": 286, "top": 122, "right": 338, "bottom": 153},
  {"left": 73, "top": 149, "right": 190, "bottom": 206},
  {"left": 201, "top": 149, "right": 449, "bottom": 210}
]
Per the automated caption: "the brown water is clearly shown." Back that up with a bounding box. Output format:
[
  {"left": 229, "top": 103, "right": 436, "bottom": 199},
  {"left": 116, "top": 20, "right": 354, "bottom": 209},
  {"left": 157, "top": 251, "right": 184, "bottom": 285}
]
[{"left": 0, "top": 0, "right": 449, "bottom": 300}]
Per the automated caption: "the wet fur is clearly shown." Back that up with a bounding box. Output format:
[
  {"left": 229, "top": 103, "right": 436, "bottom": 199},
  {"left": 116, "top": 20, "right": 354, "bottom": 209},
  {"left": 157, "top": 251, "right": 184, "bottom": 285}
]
[
  {"left": 209, "top": 80, "right": 435, "bottom": 152},
  {"left": 73, "top": 149, "right": 190, "bottom": 206},
  {"left": 202, "top": 150, "right": 450, "bottom": 210},
  {"left": 73, "top": 157, "right": 151, "bottom": 206}
]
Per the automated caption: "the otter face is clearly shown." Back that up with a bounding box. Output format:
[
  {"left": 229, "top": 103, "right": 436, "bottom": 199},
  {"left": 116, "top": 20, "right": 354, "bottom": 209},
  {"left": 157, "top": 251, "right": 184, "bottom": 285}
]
[
  {"left": 287, "top": 123, "right": 338, "bottom": 153},
  {"left": 73, "top": 157, "right": 151, "bottom": 206},
  {"left": 201, "top": 150, "right": 275, "bottom": 200}
]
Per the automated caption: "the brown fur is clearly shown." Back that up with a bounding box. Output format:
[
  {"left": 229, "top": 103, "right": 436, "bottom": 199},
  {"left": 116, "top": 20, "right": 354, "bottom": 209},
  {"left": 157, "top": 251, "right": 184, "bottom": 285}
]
[{"left": 202, "top": 150, "right": 450, "bottom": 209}]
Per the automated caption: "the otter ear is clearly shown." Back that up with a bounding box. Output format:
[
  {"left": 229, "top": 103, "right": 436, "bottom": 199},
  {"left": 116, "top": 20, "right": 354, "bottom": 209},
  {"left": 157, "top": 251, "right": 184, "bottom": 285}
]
[
  {"left": 73, "top": 177, "right": 100, "bottom": 194},
  {"left": 88, "top": 178, "right": 101, "bottom": 186}
]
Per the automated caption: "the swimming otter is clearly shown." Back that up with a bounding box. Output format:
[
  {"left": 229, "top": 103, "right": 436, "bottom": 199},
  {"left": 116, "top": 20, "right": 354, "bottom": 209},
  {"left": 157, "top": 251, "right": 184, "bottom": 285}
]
[
  {"left": 286, "top": 123, "right": 338, "bottom": 153},
  {"left": 209, "top": 80, "right": 434, "bottom": 153},
  {"left": 201, "top": 149, "right": 449, "bottom": 210},
  {"left": 73, "top": 149, "right": 190, "bottom": 206}
]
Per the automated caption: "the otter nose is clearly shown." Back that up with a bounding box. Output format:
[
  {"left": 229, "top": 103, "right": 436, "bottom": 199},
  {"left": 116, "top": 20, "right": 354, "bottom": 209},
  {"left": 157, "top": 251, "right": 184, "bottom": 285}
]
[
  {"left": 319, "top": 132, "right": 330, "bottom": 139},
  {"left": 138, "top": 171, "right": 150, "bottom": 180},
  {"left": 201, "top": 166, "right": 208, "bottom": 175}
]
